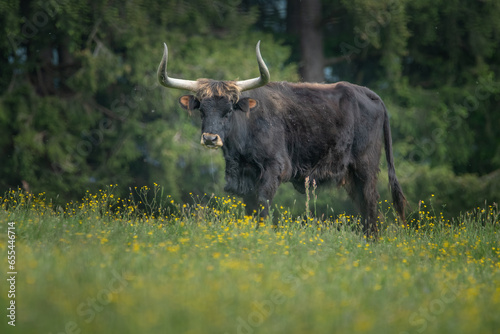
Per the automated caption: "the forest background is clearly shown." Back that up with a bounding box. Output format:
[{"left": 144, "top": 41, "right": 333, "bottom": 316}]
[{"left": 1, "top": 0, "right": 499, "bottom": 218}]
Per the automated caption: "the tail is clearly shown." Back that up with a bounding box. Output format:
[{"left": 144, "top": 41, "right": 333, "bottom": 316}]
[{"left": 383, "top": 107, "right": 407, "bottom": 225}]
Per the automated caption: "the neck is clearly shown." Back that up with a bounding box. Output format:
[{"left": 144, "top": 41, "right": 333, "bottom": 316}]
[{"left": 223, "top": 112, "right": 250, "bottom": 156}]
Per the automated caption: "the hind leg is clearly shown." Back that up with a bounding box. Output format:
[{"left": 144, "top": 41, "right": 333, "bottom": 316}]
[{"left": 345, "top": 167, "right": 380, "bottom": 238}]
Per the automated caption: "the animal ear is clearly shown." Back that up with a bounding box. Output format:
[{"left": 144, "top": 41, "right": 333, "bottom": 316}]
[
  {"left": 235, "top": 98, "right": 258, "bottom": 113},
  {"left": 179, "top": 95, "right": 200, "bottom": 111}
]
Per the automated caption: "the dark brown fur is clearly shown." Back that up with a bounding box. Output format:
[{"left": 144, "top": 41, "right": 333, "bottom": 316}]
[{"left": 180, "top": 80, "right": 406, "bottom": 237}]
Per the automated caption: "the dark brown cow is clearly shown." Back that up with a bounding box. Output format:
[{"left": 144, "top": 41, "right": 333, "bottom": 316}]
[{"left": 157, "top": 41, "right": 406, "bottom": 236}]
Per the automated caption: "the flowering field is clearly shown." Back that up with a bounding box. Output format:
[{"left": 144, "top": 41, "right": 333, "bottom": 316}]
[{"left": 0, "top": 186, "right": 499, "bottom": 334}]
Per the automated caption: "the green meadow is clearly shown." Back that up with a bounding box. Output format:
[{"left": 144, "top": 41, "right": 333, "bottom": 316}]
[{"left": 1, "top": 186, "right": 499, "bottom": 334}]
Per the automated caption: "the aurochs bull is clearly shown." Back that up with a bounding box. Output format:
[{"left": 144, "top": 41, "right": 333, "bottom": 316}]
[{"left": 157, "top": 41, "right": 406, "bottom": 236}]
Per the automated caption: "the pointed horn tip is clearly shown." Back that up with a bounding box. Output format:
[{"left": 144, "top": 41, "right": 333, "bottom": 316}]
[{"left": 157, "top": 43, "right": 199, "bottom": 92}]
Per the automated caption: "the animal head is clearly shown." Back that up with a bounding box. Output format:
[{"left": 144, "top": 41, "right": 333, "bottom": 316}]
[{"left": 157, "top": 42, "right": 270, "bottom": 149}]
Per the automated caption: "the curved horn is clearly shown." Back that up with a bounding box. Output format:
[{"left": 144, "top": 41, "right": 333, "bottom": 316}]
[
  {"left": 235, "top": 41, "right": 270, "bottom": 92},
  {"left": 157, "top": 43, "right": 199, "bottom": 92}
]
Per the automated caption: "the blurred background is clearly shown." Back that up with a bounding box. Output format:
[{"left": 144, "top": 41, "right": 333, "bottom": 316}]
[{"left": 1, "top": 0, "right": 499, "bottom": 218}]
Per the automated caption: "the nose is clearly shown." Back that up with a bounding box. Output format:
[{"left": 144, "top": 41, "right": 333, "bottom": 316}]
[
  {"left": 203, "top": 133, "right": 218, "bottom": 143},
  {"left": 201, "top": 133, "right": 223, "bottom": 148}
]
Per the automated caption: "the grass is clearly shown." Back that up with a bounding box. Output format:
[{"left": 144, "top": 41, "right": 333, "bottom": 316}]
[{"left": 0, "top": 185, "right": 499, "bottom": 334}]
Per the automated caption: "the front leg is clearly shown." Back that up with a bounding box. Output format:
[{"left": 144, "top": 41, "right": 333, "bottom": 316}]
[
  {"left": 242, "top": 194, "right": 263, "bottom": 217},
  {"left": 243, "top": 164, "right": 282, "bottom": 225},
  {"left": 243, "top": 192, "right": 273, "bottom": 229}
]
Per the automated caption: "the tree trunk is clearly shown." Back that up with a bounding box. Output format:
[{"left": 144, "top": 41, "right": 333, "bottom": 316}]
[
  {"left": 286, "top": 0, "right": 300, "bottom": 35},
  {"left": 297, "top": 0, "right": 324, "bottom": 82}
]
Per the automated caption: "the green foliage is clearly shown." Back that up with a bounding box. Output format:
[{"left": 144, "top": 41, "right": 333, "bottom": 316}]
[
  {"left": 323, "top": 0, "right": 500, "bottom": 214},
  {"left": 0, "top": 0, "right": 499, "bottom": 216},
  {"left": 0, "top": 0, "right": 297, "bottom": 205},
  {"left": 339, "top": 0, "right": 410, "bottom": 82}
]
